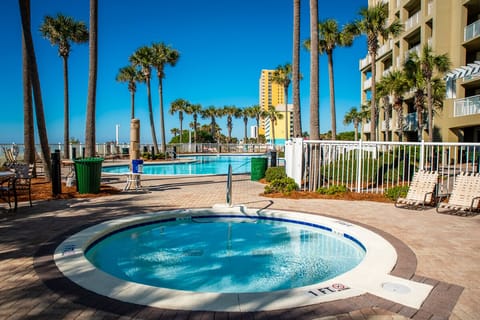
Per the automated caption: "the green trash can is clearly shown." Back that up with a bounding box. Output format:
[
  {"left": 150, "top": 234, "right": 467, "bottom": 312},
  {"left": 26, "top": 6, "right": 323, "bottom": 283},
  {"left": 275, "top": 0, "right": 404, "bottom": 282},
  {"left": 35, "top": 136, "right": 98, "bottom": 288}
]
[
  {"left": 251, "top": 157, "right": 268, "bottom": 181},
  {"left": 74, "top": 157, "right": 104, "bottom": 194}
]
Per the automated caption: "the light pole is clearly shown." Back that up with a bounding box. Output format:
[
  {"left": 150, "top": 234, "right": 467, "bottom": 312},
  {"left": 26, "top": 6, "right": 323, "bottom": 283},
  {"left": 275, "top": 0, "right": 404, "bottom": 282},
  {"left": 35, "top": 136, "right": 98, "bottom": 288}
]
[{"left": 115, "top": 124, "right": 120, "bottom": 145}]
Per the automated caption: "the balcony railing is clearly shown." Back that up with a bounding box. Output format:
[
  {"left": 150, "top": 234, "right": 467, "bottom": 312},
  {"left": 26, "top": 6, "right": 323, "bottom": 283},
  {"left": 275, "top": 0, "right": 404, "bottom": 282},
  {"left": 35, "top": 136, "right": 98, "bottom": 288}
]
[
  {"left": 454, "top": 94, "right": 480, "bottom": 117},
  {"left": 427, "top": 0, "right": 433, "bottom": 16},
  {"left": 405, "top": 11, "right": 420, "bottom": 32},
  {"left": 465, "top": 19, "right": 480, "bottom": 42},
  {"left": 363, "top": 78, "right": 372, "bottom": 89},
  {"left": 359, "top": 55, "right": 371, "bottom": 69},
  {"left": 377, "top": 39, "right": 393, "bottom": 57},
  {"left": 405, "top": 44, "right": 421, "bottom": 60}
]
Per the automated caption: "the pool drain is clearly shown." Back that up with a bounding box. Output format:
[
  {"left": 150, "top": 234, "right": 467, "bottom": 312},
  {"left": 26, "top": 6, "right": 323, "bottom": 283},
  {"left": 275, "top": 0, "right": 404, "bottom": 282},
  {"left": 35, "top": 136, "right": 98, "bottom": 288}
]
[{"left": 382, "top": 282, "right": 411, "bottom": 294}]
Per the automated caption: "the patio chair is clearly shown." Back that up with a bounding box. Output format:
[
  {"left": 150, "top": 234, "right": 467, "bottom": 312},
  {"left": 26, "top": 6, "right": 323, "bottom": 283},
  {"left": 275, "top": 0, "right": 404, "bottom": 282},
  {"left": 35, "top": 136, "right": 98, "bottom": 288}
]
[
  {"left": 436, "top": 172, "right": 480, "bottom": 215},
  {"left": 11, "top": 163, "right": 34, "bottom": 207},
  {"left": 395, "top": 170, "right": 439, "bottom": 210},
  {"left": 2, "top": 147, "right": 16, "bottom": 167},
  {"left": 0, "top": 172, "right": 16, "bottom": 211}
]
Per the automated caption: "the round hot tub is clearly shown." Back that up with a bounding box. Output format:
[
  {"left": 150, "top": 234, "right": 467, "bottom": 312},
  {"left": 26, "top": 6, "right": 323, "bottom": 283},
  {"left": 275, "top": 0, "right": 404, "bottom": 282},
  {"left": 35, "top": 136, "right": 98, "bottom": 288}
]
[{"left": 55, "top": 207, "right": 400, "bottom": 312}]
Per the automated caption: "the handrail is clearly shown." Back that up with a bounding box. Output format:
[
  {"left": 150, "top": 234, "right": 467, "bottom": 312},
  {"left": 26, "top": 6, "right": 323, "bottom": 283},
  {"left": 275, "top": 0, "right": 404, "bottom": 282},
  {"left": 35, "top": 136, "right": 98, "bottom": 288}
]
[{"left": 226, "top": 164, "right": 232, "bottom": 207}]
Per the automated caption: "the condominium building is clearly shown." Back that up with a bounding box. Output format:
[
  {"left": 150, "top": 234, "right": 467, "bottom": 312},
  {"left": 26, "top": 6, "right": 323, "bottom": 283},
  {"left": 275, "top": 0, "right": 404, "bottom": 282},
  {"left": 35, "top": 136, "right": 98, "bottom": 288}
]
[
  {"left": 258, "top": 69, "right": 292, "bottom": 144},
  {"left": 359, "top": 0, "right": 480, "bottom": 143}
]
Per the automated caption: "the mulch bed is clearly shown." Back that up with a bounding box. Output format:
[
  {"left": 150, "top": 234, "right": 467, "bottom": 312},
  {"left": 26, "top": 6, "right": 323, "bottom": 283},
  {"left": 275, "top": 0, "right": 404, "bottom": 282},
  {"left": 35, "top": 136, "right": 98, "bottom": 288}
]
[{"left": 18, "top": 178, "right": 121, "bottom": 202}]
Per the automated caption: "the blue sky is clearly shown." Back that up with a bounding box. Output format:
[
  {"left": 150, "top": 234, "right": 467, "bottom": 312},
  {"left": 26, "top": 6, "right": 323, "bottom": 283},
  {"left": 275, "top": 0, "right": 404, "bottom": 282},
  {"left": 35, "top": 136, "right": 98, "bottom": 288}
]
[{"left": 0, "top": 0, "right": 367, "bottom": 144}]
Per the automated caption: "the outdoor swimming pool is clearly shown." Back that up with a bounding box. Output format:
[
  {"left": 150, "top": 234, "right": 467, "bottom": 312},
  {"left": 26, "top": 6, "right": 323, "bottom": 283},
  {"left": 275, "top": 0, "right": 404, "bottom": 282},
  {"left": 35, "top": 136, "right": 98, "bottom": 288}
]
[{"left": 102, "top": 154, "right": 264, "bottom": 175}]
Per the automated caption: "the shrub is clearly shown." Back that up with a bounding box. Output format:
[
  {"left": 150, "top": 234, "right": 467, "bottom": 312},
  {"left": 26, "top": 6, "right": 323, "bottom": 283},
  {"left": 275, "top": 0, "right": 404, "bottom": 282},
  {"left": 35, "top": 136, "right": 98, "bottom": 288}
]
[
  {"left": 264, "top": 177, "right": 298, "bottom": 195},
  {"left": 316, "top": 185, "right": 348, "bottom": 195},
  {"left": 265, "top": 167, "right": 286, "bottom": 182},
  {"left": 384, "top": 185, "right": 409, "bottom": 201}
]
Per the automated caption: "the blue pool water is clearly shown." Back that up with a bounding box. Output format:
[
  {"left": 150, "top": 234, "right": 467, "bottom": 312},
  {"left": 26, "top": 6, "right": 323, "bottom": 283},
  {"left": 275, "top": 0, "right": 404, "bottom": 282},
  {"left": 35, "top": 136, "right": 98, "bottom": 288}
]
[
  {"left": 102, "top": 155, "right": 263, "bottom": 175},
  {"left": 85, "top": 216, "right": 365, "bottom": 293}
]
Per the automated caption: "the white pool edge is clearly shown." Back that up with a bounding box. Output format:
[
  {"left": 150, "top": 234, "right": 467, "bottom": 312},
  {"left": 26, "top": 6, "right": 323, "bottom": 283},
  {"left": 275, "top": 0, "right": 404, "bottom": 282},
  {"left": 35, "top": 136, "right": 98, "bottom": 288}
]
[{"left": 54, "top": 206, "right": 432, "bottom": 312}]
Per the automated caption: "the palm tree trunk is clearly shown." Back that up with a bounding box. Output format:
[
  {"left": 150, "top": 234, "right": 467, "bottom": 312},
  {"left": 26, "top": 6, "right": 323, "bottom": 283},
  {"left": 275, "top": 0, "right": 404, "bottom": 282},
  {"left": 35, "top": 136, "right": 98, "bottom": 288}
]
[
  {"left": 354, "top": 123, "right": 358, "bottom": 141},
  {"left": 427, "top": 81, "right": 433, "bottom": 142},
  {"left": 158, "top": 78, "right": 167, "bottom": 153},
  {"left": 370, "top": 51, "right": 377, "bottom": 141},
  {"left": 22, "top": 7, "right": 35, "bottom": 167},
  {"left": 63, "top": 56, "right": 70, "bottom": 159},
  {"left": 19, "top": 0, "right": 52, "bottom": 180},
  {"left": 327, "top": 51, "right": 336, "bottom": 140},
  {"left": 85, "top": 0, "right": 98, "bottom": 158},
  {"left": 179, "top": 112, "right": 183, "bottom": 144},
  {"left": 147, "top": 77, "right": 159, "bottom": 154},
  {"left": 244, "top": 118, "right": 248, "bottom": 143},
  {"left": 309, "top": 0, "right": 319, "bottom": 140},
  {"left": 292, "top": 0, "right": 302, "bottom": 137},
  {"left": 193, "top": 115, "right": 198, "bottom": 143},
  {"left": 130, "top": 91, "right": 135, "bottom": 119},
  {"left": 256, "top": 117, "right": 260, "bottom": 144}
]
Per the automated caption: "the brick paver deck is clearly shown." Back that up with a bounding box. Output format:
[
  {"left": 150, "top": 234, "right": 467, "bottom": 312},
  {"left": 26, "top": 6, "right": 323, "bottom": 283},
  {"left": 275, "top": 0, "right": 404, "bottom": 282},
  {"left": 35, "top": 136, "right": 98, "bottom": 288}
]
[{"left": 1, "top": 173, "right": 478, "bottom": 319}]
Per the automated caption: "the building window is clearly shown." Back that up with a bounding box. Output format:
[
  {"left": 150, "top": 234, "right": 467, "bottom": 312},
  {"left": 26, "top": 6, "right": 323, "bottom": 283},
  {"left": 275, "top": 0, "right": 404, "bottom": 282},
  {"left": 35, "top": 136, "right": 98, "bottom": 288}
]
[{"left": 446, "top": 79, "right": 456, "bottom": 99}]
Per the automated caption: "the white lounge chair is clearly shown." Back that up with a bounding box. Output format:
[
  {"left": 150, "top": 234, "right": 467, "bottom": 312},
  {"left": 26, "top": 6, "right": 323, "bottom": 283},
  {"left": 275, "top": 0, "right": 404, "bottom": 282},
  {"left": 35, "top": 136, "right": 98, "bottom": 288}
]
[
  {"left": 436, "top": 172, "right": 480, "bottom": 215},
  {"left": 395, "top": 170, "right": 439, "bottom": 210}
]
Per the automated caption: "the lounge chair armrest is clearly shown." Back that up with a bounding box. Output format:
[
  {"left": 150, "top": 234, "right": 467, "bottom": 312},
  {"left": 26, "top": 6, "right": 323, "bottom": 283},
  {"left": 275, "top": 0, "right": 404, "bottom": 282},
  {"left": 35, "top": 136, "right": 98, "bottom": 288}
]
[{"left": 470, "top": 196, "right": 480, "bottom": 211}]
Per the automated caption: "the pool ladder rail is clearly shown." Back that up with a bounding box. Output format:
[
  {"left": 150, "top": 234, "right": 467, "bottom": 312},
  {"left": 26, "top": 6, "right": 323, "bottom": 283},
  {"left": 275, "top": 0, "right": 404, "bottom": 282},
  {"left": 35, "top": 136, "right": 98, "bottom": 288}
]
[{"left": 226, "top": 164, "right": 232, "bottom": 207}]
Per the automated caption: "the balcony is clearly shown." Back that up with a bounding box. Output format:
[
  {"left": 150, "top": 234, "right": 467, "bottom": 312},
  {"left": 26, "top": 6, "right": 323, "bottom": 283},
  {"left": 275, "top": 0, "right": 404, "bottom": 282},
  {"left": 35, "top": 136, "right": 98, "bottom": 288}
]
[
  {"left": 363, "top": 78, "right": 372, "bottom": 89},
  {"left": 363, "top": 122, "right": 370, "bottom": 133},
  {"left": 383, "top": 67, "right": 393, "bottom": 77},
  {"left": 359, "top": 55, "right": 371, "bottom": 69},
  {"left": 377, "top": 39, "right": 394, "bottom": 58},
  {"left": 381, "top": 119, "right": 394, "bottom": 131},
  {"left": 427, "top": 0, "right": 433, "bottom": 16},
  {"left": 405, "top": 44, "right": 421, "bottom": 60},
  {"left": 454, "top": 94, "right": 480, "bottom": 117},
  {"left": 405, "top": 11, "right": 420, "bottom": 32},
  {"left": 464, "top": 19, "right": 480, "bottom": 42}
]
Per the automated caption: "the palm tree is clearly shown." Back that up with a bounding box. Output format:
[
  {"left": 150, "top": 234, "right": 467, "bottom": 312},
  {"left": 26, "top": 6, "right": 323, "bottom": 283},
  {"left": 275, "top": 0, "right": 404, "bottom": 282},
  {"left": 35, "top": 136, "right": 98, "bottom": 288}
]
[
  {"left": 151, "top": 42, "right": 180, "bottom": 153},
  {"left": 84, "top": 0, "right": 98, "bottom": 158},
  {"left": 343, "top": 107, "right": 363, "bottom": 141},
  {"left": 378, "top": 70, "right": 409, "bottom": 141},
  {"left": 271, "top": 63, "right": 292, "bottom": 141},
  {"left": 292, "top": 0, "right": 302, "bottom": 138},
  {"left": 309, "top": 0, "right": 319, "bottom": 140},
  {"left": 240, "top": 107, "right": 252, "bottom": 143},
  {"left": 21, "top": 1, "right": 34, "bottom": 167},
  {"left": 377, "top": 78, "right": 392, "bottom": 141},
  {"left": 405, "top": 45, "right": 450, "bottom": 142},
  {"left": 18, "top": 0, "right": 52, "bottom": 179},
  {"left": 266, "top": 105, "right": 283, "bottom": 145},
  {"left": 249, "top": 105, "right": 266, "bottom": 144},
  {"left": 304, "top": 19, "right": 355, "bottom": 140},
  {"left": 201, "top": 105, "right": 221, "bottom": 142},
  {"left": 130, "top": 46, "right": 159, "bottom": 153},
  {"left": 170, "top": 128, "right": 180, "bottom": 141},
  {"left": 221, "top": 105, "right": 241, "bottom": 143},
  {"left": 116, "top": 65, "right": 143, "bottom": 119},
  {"left": 40, "top": 14, "right": 88, "bottom": 159},
  {"left": 186, "top": 103, "right": 202, "bottom": 143},
  {"left": 353, "top": 2, "right": 402, "bottom": 141},
  {"left": 169, "top": 98, "right": 190, "bottom": 144}
]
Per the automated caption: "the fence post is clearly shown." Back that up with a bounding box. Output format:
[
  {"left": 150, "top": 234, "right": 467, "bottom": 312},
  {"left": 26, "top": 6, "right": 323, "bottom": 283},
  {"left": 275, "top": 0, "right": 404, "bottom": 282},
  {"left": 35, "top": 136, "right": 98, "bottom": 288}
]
[
  {"left": 356, "top": 139, "right": 363, "bottom": 193},
  {"left": 419, "top": 140, "right": 425, "bottom": 170}
]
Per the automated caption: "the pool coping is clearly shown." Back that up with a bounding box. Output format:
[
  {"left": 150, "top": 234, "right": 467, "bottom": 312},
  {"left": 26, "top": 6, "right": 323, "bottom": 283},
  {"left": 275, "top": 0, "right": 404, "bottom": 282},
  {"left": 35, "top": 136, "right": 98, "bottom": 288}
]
[
  {"left": 33, "top": 207, "right": 464, "bottom": 319},
  {"left": 53, "top": 207, "right": 433, "bottom": 312}
]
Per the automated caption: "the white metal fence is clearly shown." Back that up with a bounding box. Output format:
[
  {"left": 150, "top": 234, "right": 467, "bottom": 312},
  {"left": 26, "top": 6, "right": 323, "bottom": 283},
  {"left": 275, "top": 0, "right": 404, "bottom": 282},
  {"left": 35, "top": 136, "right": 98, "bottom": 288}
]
[{"left": 285, "top": 138, "right": 480, "bottom": 195}]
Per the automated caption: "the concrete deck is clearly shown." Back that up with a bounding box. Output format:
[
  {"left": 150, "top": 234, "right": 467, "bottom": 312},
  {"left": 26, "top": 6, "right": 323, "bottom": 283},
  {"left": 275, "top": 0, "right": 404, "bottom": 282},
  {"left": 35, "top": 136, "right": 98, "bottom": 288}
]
[{"left": 1, "top": 173, "right": 478, "bottom": 319}]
